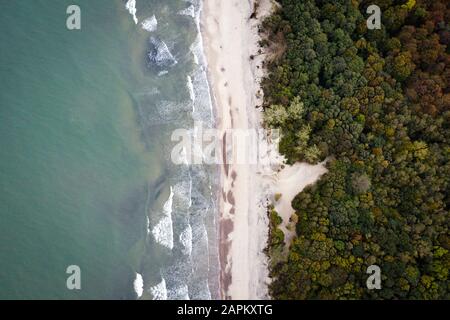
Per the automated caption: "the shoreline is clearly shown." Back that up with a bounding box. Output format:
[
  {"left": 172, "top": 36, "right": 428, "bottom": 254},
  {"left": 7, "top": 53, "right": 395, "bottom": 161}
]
[
  {"left": 201, "top": 0, "right": 275, "bottom": 299},
  {"left": 200, "top": 0, "right": 328, "bottom": 300}
]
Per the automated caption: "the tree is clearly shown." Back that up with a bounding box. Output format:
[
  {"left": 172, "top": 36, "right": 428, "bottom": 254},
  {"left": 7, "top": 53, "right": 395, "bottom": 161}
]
[{"left": 262, "top": 0, "right": 449, "bottom": 300}]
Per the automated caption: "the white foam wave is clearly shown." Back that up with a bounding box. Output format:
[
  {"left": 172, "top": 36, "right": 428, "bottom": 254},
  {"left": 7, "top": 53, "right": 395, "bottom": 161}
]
[
  {"left": 168, "top": 284, "right": 190, "bottom": 300},
  {"left": 179, "top": 224, "right": 193, "bottom": 256},
  {"left": 140, "top": 0, "right": 215, "bottom": 301},
  {"left": 133, "top": 273, "right": 144, "bottom": 298},
  {"left": 148, "top": 37, "right": 178, "bottom": 68},
  {"left": 190, "top": 279, "right": 212, "bottom": 300},
  {"left": 152, "top": 186, "right": 174, "bottom": 250},
  {"left": 192, "top": 51, "right": 199, "bottom": 65},
  {"left": 149, "top": 278, "right": 167, "bottom": 300},
  {"left": 178, "top": 5, "right": 196, "bottom": 18},
  {"left": 154, "top": 100, "right": 190, "bottom": 121},
  {"left": 125, "top": 0, "right": 138, "bottom": 24},
  {"left": 173, "top": 179, "right": 192, "bottom": 209},
  {"left": 187, "top": 76, "right": 195, "bottom": 103},
  {"left": 142, "top": 15, "right": 157, "bottom": 32},
  {"left": 189, "top": 177, "right": 193, "bottom": 208},
  {"left": 188, "top": 1, "right": 214, "bottom": 122}
]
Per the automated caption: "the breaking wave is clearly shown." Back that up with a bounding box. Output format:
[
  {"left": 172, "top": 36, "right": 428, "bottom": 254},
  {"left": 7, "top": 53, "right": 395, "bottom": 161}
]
[
  {"left": 125, "top": 0, "right": 138, "bottom": 24},
  {"left": 179, "top": 224, "right": 193, "bottom": 256},
  {"left": 151, "top": 186, "right": 174, "bottom": 250},
  {"left": 168, "top": 284, "right": 190, "bottom": 300},
  {"left": 142, "top": 15, "right": 157, "bottom": 32},
  {"left": 147, "top": 37, "right": 178, "bottom": 68},
  {"left": 178, "top": 5, "right": 195, "bottom": 18},
  {"left": 187, "top": 75, "right": 195, "bottom": 103},
  {"left": 149, "top": 278, "right": 168, "bottom": 300},
  {"left": 133, "top": 0, "right": 219, "bottom": 300},
  {"left": 133, "top": 273, "right": 144, "bottom": 298}
]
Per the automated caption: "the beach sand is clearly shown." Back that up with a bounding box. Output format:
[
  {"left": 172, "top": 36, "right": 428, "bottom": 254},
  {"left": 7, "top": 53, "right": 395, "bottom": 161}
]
[
  {"left": 201, "top": 0, "right": 274, "bottom": 300},
  {"left": 201, "top": 0, "right": 326, "bottom": 299},
  {"left": 272, "top": 162, "right": 328, "bottom": 248}
]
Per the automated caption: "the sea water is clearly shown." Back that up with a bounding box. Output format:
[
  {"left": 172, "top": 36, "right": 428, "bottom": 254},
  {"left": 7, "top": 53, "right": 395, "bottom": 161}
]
[{"left": 0, "top": 0, "right": 218, "bottom": 299}]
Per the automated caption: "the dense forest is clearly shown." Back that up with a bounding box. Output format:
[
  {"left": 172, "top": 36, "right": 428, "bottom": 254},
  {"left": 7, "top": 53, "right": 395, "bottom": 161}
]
[{"left": 261, "top": 0, "right": 449, "bottom": 299}]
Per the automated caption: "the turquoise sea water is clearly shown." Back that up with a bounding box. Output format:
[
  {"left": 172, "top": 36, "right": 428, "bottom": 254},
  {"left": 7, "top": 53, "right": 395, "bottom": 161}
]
[{"left": 0, "top": 0, "right": 218, "bottom": 299}]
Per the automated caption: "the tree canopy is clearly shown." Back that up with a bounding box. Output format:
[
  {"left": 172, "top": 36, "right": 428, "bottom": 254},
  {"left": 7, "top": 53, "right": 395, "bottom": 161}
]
[{"left": 262, "top": 0, "right": 449, "bottom": 299}]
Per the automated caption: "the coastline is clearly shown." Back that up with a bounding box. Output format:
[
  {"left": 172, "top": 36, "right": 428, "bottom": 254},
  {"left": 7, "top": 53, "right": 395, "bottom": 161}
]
[
  {"left": 201, "top": 0, "right": 275, "bottom": 299},
  {"left": 200, "top": 0, "right": 329, "bottom": 300}
]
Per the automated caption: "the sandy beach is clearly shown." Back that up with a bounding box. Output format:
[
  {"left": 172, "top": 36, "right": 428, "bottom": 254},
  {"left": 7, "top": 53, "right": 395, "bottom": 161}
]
[
  {"left": 201, "top": 0, "right": 326, "bottom": 299},
  {"left": 201, "top": 0, "right": 274, "bottom": 299}
]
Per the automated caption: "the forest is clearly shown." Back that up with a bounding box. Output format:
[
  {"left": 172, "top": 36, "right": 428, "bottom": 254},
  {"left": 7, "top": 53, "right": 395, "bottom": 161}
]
[{"left": 261, "top": 0, "right": 449, "bottom": 299}]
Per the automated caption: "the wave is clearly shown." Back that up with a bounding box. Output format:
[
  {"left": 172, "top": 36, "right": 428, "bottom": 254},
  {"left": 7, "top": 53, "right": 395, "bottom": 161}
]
[
  {"left": 125, "top": 0, "right": 138, "bottom": 24},
  {"left": 188, "top": 279, "right": 211, "bottom": 300},
  {"left": 134, "top": 93, "right": 192, "bottom": 128},
  {"left": 187, "top": 75, "right": 195, "bottom": 103},
  {"left": 179, "top": 224, "right": 193, "bottom": 256},
  {"left": 147, "top": 37, "right": 178, "bottom": 69},
  {"left": 133, "top": 273, "right": 144, "bottom": 298},
  {"left": 178, "top": 5, "right": 195, "bottom": 18},
  {"left": 188, "top": 0, "right": 214, "bottom": 123},
  {"left": 161, "top": 261, "right": 192, "bottom": 300},
  {"left": 151, "top": 186, "right": 174, "bottom": 250},
  {"left": 155, "top": 100, "right": 190, "bottom": 122},
  {"left": 134, "top": 0, "right": 218, "bottom": 300},
  {"left": 189, "top": 176, "right": 193, "bottom": 208},
  {"left": 142, "top": 15, "right": 157, "bottom": 32},
  {"left": 149, "top": 278, "right": 167, "bottom": 300},
  {"left": 173, "top": 178, "right": 192, "bottom": 209},
  {"left": 168, "top": 285, "right": 190, "bottom": 300}
]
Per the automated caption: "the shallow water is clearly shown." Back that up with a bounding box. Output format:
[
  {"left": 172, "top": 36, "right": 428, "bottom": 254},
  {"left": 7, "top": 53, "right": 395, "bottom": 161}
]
[{"left": 0, "top": 0, "right": 218, "bottom": 299}]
